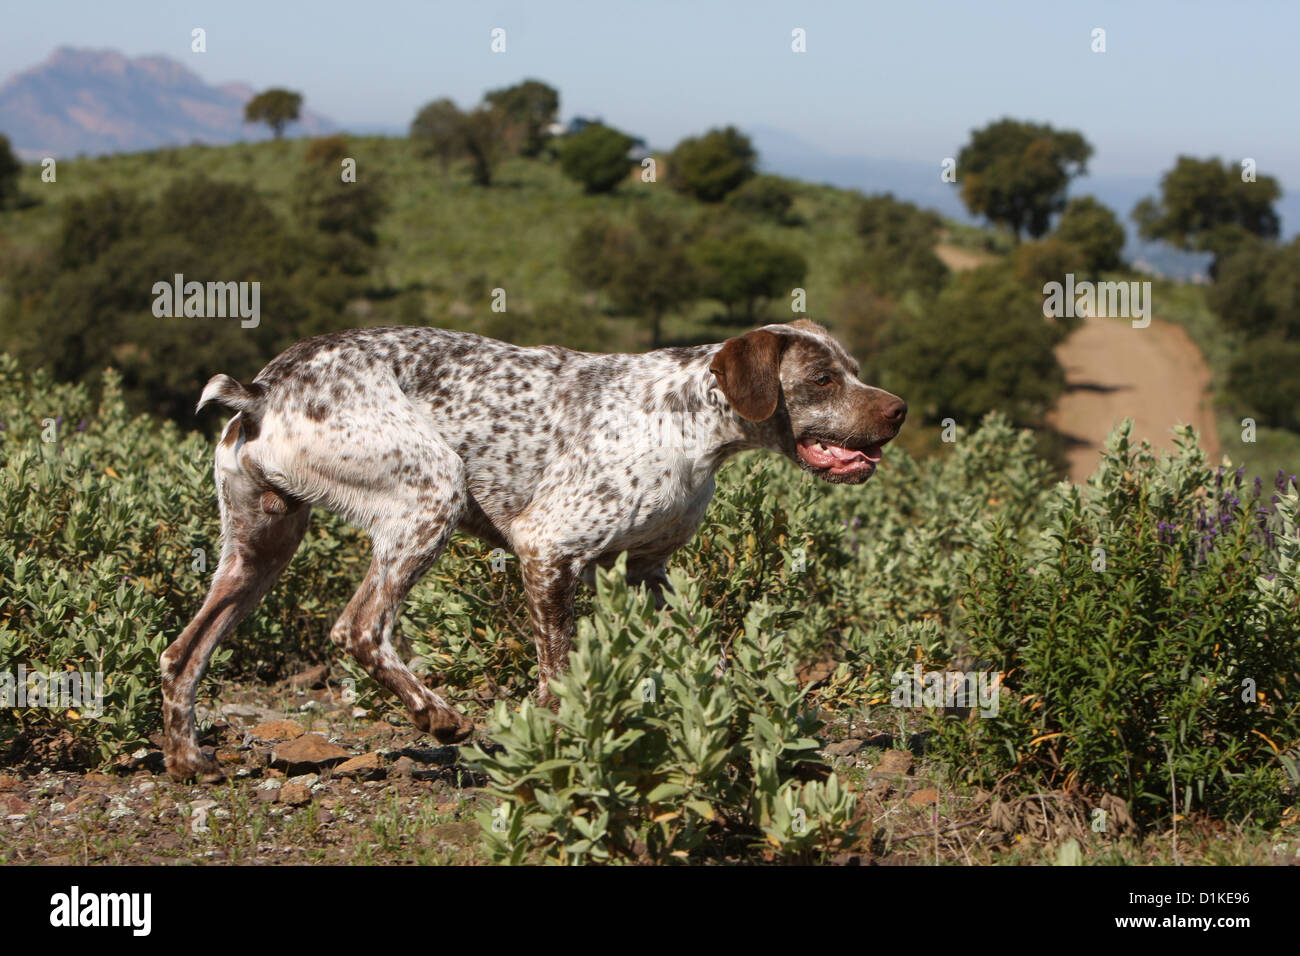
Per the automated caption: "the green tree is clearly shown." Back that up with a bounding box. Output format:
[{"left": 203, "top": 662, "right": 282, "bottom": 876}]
[
  {"left": 294, "top": 135, "right": 387, "bottom": 248},
  {"left": 1228, "top": 338, "right": 1300, "bottom": 432},
  {"left": 1208, "top": 236, "right": 1300, "bottom": 339},
  {"left": 1011, "top": 237, "right": 1087, "bottom": 296},
  {"left": 565, "top": 210, "right": 697, "bottom": 346},
  {"left": 1133, "top": 156, "right": 1281, "bottom": 274},
  {"left": 243, "top": 88, "right": 303, "bottom": 139},
  {"left": 410, "top": 98, "right": 465, "bottom": 176},
  {"left": 690, "top": 232, "right": 806, "bottom": 321},
  {"left": 458, "top": 106, "right": 512, "bottom": 186},
  {"left": 1054, "top": 196, "right": 1125, "bottom": 274},
  {"left": 0, "top": 133, "right": 20, "bottom": 209},
  {"left": 1, "top": 174, "right": 365, "bottom": 421},
  {"left": 847, "top": 194, "right": 948, "bottom": 298},
  {"left": 881, "top": 265, "right": 1065, "bottom": 426},
  {"left": 556, "top": 123, "right": 635, "bottom": 194},
  {"left": 484, "top": 79, "right": 559, "bottom": 157},
  {"left": 726, "top": 174, "right": 796, "bottom": 224},
  {"left": 668, "top": 126, "right": 757, "bottom": 202},
  {"left": 958, "top": 118, "right": 1092, "bottom": 242}
]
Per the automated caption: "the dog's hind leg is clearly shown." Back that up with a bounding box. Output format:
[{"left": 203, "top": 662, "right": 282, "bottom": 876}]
[
  {"left": 162, "top": 416, "right": 311, "bottom": 781},
  {"left": 317, "top": 412, "right": 475, "bottom": 744}
]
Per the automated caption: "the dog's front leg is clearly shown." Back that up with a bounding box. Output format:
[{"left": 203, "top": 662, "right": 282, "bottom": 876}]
[{"left": 518, "top": 552, "right": 579, "bottom": 709}]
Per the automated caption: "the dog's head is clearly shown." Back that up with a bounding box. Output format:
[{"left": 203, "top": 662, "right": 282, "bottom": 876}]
[{"left": 709, "top": 319, "right": 906, "bottom": 484}]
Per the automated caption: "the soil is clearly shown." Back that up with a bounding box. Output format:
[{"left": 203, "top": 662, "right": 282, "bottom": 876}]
[{"left": 1047, "top": 313, "right": 1221, "bottom": 482}]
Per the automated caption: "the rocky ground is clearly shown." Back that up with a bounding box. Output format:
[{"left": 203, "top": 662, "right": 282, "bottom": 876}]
[{"left": 1, "top": 666, "right": 1295, "bottom": 865}]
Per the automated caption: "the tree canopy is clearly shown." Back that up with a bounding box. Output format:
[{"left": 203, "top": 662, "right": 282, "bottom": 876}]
[
  {"left": 243, "top": 89, "right": 303, "bottom": 139},
  {"left": 958, "top": 118, "right": 1092, "bottom": 241}
]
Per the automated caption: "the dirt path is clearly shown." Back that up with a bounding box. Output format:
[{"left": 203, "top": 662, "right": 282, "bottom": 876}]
[
  {"left": 1046, "top": 313, "right": 1221, "bottom": 482},
  {"left": 934, "top": 242, "right": 995, "bottom": 272}
]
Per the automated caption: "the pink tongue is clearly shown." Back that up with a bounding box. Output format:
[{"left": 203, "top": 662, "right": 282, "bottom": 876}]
[{"left": 798, "top": 440, "right": 882, "bottom": 469}]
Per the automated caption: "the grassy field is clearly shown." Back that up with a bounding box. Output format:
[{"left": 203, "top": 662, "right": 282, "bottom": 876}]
[{"left": 0, "top": 137, "right": 866, "bottom": 353}]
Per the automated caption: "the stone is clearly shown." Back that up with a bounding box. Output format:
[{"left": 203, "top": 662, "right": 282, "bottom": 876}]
[
  {"left": 0, "top": 774, "right": 20, "bottom": 791},
  {"left": 908, "top": 788, "right": 939, "bottom": 807},
  {"left": 289, "top": 665, "right": 329, "bottom": 690},
  {"left": 334, "top": 752, "right": 384, "bottom": 781},
  {"left": 65, "top": 791, "right": 109, "bottom": 814},
  {"left": 269, "top": 734, "right": 350, "bottom": 774},
  {"left": 825, "top": 738, "right": 864, "bottom": 757},
  {"left": 246, "top": 717, "right": 302, "bottom": 738},
  {"left": 872, "top": 749, "right": 914, "bottom": 776},
  {"left": 278, "top": 782, "right": 311, "bottom": 807},
  {"left": 249, "top": 719, "right": 304, "bottom": 741}
]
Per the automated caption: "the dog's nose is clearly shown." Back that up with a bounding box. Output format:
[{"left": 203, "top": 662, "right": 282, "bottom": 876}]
[{"left": 882, "top": 397, "right": 907, "bottom": 425}]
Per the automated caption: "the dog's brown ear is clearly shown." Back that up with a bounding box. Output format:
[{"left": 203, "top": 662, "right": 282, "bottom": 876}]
[{"left": 709, "top": 329, "right": 783, "bottom": 421}]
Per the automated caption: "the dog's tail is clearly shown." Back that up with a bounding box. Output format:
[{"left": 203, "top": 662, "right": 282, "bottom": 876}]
[{"left": 197, "top": 374, "right": 268, "bottom": 418}]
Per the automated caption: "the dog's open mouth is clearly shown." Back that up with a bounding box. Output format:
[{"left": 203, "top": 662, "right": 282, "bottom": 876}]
[{"left": 795, "top": 437, "right": 884, "bottom": 477}]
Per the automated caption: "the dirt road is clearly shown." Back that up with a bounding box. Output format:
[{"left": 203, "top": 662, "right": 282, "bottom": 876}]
[{"left": 1046, "top": 313, "right": 1221, "bottom": 482}]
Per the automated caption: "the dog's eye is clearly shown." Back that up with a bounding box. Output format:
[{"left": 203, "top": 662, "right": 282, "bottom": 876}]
[{"left": 813, "top": 374, "right": 833, "bottom": 387}]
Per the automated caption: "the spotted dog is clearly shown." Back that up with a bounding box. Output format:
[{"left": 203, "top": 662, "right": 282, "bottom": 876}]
[{"left": 161, "top": 319, "right": 906, "bottom": 781}]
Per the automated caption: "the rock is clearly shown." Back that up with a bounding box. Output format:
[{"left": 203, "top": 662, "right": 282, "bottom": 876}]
[
  {"left": 278, "top": 782, "right": 312, "bottom": 807},
  {"left": 1, "top": 795, "right": 28, "bottom": 815},
  {"left": 221, "top": 703, "right": 266, "bottom": 720},
  {"left": 65, "top": 791, "right": 109, "bottom": 814},
  {"left": 399, "top": 746, "right": 459, "bottom": 766},
  {"left": 334, "top": 752, "right": 384, "bottom": 781},
  {"left": 287, "top": 773, "right": 319, "bottom": 789},
  {"left": 391, "top": 756, "right": 416, "bottom": 777},
  {"left": 908, "top": 788, "right": 939, "bottom": 807},
  {"left": 269, "top": 734, "right": 350, "bottom": 774},
  {"left": 872, "top": 749, "right": 914, "bottom": 776},
  {"left": 289, "top": 665, "right": 329, "bottom": 690},
  {"left": 189, "top": 799, "right": 217, "bottom": 832},
  {"left": 825, "top": 738, "right": 864, "bottom": 757},
  {"left": 115, "top": 749, "right": 166, "bottom": 774},
  {"left": 796, "top": 657, "right": 837, "bottom": 688},
  {"left": 865, "top": 749, "right": 914, "bottom": 794},
  {"left": 249, "top": 719, "right": 304, "bottom": 741},
  {"left": 256, "top": 779, "right": 282, "bottom": 804},
  {"left": 0, "top": 774, "right": 20, "bottom": 791}
]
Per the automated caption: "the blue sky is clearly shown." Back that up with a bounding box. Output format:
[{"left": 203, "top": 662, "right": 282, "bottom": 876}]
[{"left": 2, "top": 0, "right": 1296, "bottom": 182}]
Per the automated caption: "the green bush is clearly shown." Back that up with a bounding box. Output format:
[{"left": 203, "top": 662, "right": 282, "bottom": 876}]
[
  {"left": 927, "top": 423, "right": 1300, "bottom": 825},
  {"left": 1228, "top": 339, "right": 1300, "bottom": 433},
  {"left": 1054, "top": 196, "right": 1125, "bottom": 274},
  {"left": 469, "top": 559, "right": 861, "bottom": 864},
  {"left": 726, "top": 175, "right": 796, "bottom": 224},
  {"left": 690, "top": 232, "right": 806, "bottom": 321},
  {"left": 668, "top": 126, "right": 757, "bottom": 203},
  {"left": 556, "top": 124, "right": 635, "bottom": 195}
]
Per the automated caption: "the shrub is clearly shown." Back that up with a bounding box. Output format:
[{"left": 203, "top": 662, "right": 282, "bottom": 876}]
[
  {"left": 469, "top": 559, "right": 862, "bottom": 864},
  {"left": 927, "top": 423, "right": 1300, "bottom": 826},
  {"left": 1227, "top": 338, "right": 1300, "bottom": 432},
  {"left": 668, "top": 126, "right": 757, "bottom": 202},
  {"left": 880, "top": 265, "right": 1066, "bottom": 427},
  {"left": 689, "top": 232, "right": 806, "bottom": 321},
  {"left": 845, "top": 194, "right": 948, "bottom": 298},
  {"left": 1054, "top": 196, "right": 1125, "bottom": 274},
  {"left": 726, "top": 175, "right": 795, "bottom": 224},
  {"left": 556, "top": 123, "right": 635, "bottom": 194}
]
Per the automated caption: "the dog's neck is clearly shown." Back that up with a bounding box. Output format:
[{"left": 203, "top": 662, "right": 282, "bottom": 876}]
[{"left": 645, "top": 346, "right": 791, "bottom": 479}]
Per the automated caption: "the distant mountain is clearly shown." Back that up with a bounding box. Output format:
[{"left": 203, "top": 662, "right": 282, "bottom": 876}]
[
  {"left": 746, "top": 125, "right": 1298, "bottom": 282},
  {"left": 0, "top": 47, "right": 337, "bottom": 157}
]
